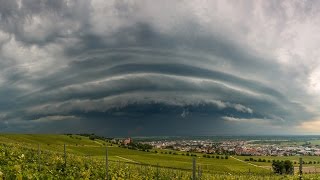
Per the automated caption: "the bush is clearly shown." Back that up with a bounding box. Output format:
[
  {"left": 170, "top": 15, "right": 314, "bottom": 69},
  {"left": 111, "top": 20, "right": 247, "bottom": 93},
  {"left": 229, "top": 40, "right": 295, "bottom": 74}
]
[{"left": 272, "top": 160, "right": 294, "bottom": 175}]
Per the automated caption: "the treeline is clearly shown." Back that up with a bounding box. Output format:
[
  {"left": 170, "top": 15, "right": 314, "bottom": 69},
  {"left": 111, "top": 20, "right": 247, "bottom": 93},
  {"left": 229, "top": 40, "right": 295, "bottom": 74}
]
[
  {"left": 122, "top": 142, "right": 153, "bottom": 151},
  {"left": 202, "top": 154, "right": 229, "bottom": 159},
  {"left": 66, "top": 133, "right": 113, "bottom": 141},
  {"left": 244, "top": 157, "right": 270, "bottom": 162},
  {"left": 244, "top": 157, "right": 320, "bottom": 165},
  {"left": 152, "top": 151, "right": 229, "bottom": 159}
]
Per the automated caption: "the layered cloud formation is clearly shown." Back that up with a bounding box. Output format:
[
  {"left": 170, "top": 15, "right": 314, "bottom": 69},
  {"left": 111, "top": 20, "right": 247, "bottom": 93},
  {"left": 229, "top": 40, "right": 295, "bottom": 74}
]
[{"left": 0, "top": 0, "right": 319, "bottom": 135}]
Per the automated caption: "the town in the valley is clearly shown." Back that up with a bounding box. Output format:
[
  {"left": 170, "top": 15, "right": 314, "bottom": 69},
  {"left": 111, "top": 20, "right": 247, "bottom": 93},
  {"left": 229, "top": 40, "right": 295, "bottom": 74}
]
[{"left": 135, "top": 138, "right": 320, "bottom": 156}]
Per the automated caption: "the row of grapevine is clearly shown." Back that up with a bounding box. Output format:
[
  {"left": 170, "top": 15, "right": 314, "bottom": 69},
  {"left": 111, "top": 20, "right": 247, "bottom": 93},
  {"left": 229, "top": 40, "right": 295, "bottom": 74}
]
[{"left": 0, "top": 143, "right": 319, "bottom": 179}]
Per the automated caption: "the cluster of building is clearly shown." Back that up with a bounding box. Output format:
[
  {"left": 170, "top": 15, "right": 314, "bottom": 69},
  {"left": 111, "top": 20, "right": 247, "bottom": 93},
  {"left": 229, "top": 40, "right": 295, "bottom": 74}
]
[
  {"left": 235, "top": 145, "right": 320, "bottom": 156},
  {"left": 143, "top": 139, "right": 320, "bottom": 156}
]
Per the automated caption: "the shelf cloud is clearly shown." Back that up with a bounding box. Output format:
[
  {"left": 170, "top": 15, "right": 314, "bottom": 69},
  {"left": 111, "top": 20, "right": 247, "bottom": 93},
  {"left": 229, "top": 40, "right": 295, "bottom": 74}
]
[{"left": 0, "top": 0, "right": 319, "bottom": 135}]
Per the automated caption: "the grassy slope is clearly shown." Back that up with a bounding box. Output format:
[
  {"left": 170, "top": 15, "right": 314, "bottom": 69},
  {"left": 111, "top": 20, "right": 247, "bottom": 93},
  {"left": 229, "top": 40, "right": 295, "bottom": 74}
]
[{"left": 0, "top": 134, "right": 289, "bottom": 174}]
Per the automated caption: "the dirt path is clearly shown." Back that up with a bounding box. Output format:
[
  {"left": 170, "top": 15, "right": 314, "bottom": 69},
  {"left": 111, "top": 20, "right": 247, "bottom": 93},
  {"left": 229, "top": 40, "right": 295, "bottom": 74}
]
[
  {"left": 295, "top": 166, "right": 320, "bottom": 173},
  {"left": 115, "top": 156, "right": 139, "bottom": 163},
  {"left": 230, "top": 156, "right": 270, "bottom": 170}
]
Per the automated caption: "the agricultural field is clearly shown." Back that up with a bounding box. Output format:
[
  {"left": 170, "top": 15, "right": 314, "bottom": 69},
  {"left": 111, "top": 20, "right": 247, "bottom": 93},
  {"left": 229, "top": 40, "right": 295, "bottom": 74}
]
[
  {"left": 0, "top": 142, "right": 313, "bottom": 180},
  {"left": 0, "top": 134, "right": 268, "bottom": 174},
  {"left": 0, "top": 134, "right": 319, "bottom": 179}
]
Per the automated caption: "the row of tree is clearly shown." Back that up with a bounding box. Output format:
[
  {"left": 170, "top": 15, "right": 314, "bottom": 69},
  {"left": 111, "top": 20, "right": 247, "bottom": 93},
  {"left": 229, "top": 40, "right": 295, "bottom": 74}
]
[
  {"left": 245, "top": 157, "right": 269, "bottom": 162},
  {"left": 202, "top": 154, "right": 229, "bottom": 159},
  {"left": 125, "top": 142, "right": 153, "bottom": 151}
]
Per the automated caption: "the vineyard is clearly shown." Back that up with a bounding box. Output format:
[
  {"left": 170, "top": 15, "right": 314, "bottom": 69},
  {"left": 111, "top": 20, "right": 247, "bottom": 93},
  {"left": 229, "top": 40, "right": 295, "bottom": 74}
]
[
  {"left": 0, "top": 135, "right": 319, "bottom": 179},
  {"left": 0, "top": 143, "right": 311, "bottom": 180}
]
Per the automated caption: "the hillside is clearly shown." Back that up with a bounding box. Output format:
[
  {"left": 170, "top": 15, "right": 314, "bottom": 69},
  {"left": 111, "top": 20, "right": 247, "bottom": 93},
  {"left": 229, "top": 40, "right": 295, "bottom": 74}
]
[
  {"left": 0, "top": 134, "right": 268, "bottom": 174},
  {"left": 0, "top": 134, "right": 320, "bottom": 179}
]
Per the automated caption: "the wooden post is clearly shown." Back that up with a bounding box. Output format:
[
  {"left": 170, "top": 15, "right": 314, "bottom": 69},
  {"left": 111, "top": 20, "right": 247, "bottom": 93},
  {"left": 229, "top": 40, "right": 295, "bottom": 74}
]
[
  {"left": 192, "top": 157, "right": 196, "bottom": 180},
  {"left": 64, "top": 144, "right": 66, "bottom": 167},
  {"left": 38, "top": 144, "right": 41, "bottom": 171},
  {"left": 270, "top": 168, "right": 272, "bottom": 177},
  {"left": 106, "top": 146, "right": 109, "bottom": 180},
  {"left": 299, "top": 157, "right": 303, "bottom": 180},
  {"left": 128, "top": 163, "right": 130, "bottom": 179},
  {"left": 156, "top": 163, "right": 159, "bottom": 180}
]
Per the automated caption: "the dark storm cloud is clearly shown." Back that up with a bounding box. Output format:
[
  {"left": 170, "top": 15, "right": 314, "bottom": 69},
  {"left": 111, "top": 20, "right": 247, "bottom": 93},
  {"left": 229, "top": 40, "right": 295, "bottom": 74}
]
[{"left": 0, "top": 0, "right": 319, "bottom": 135}]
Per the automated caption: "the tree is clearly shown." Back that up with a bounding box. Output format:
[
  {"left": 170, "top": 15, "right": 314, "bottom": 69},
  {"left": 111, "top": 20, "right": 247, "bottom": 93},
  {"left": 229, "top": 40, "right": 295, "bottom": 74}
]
[
  {"left": 89, "top": 134, "right": 96, "bottom": 140},
  {"left": 283, "top": 160, "right": 294, "bottom": 175},
  {"left": 272, "top": 160, "right": 294, "bottom": 175}
]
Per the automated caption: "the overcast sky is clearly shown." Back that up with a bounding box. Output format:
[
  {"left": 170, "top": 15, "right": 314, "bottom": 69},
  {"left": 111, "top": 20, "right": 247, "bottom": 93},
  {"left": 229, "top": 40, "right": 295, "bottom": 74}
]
[{"left": 0, "top": 0, "right": 319, "bottom": 136}]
